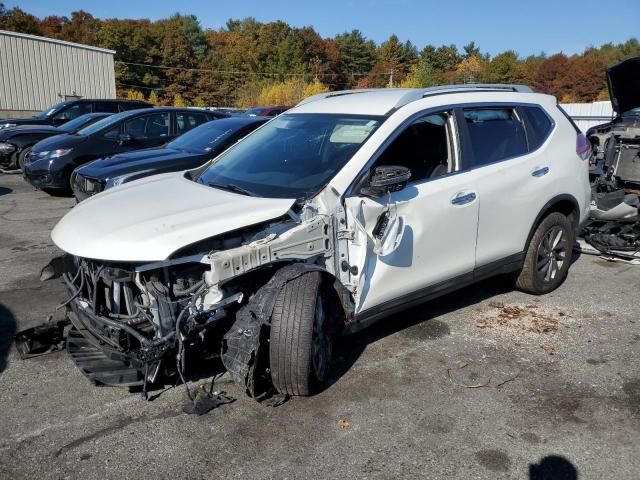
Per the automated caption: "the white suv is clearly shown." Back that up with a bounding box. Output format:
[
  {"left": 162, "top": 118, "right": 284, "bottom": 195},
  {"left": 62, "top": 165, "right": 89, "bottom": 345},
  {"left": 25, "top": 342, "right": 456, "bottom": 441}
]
[{"left": 46, "top": 85, "right": 591, "bottom": 399}]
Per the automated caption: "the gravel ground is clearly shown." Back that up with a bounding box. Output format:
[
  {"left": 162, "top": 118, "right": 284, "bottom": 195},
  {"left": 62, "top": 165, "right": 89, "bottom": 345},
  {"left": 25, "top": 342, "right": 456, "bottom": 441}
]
[{"left": 0, "top": 173, "right": 638, "bottom": 479}]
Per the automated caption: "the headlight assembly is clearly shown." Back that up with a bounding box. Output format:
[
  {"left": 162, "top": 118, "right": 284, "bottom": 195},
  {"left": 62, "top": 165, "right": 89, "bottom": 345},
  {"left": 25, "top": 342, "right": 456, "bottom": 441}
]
[{"left": 48, "top": 148, "right": 73, "bottom": 159}]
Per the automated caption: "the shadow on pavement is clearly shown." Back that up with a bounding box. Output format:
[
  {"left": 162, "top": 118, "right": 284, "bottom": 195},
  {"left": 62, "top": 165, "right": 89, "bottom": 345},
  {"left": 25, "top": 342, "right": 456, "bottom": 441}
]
[
  {"left": 325, "top": 274, "right": 514, "bottom": 392},
  {"left": 0, "top": 186, "right": 13, "bottom": 196},
  {"left": 0, "top": 303, "right": 17, "bottom": 374},
  {"left": 529, "top": 455, "right": 578, "bottom": 480}
]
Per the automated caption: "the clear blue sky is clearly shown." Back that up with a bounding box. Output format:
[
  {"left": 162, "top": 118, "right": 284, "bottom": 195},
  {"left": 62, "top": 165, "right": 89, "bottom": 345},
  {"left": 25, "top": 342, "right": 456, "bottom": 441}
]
[{"left": 7, "top": 0, "right": 640, "bottom": 57}]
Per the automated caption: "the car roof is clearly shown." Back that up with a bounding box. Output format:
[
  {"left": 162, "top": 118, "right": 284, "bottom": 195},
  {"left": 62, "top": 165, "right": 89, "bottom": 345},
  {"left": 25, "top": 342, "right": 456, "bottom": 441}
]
[
  {"left": 212, "top": 116, "right": 269, "bottom": 126},
  {"left": 292, "top": 84, "right": 535, "bottom": 116},
  {"left": 69, "top": 99, "right": 149, "bottom": 104},
  {"left": 115, "top": 107, "right": 215, "bottom": 118}
]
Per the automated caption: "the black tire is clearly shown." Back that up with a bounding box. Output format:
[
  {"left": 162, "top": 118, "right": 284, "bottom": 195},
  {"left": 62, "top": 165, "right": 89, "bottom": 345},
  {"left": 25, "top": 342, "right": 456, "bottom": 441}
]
[
  {"left": 514, "top": 212, "right": 575, "bottom": 295},
  {"left": 17, "top": 146, "right": 32, "bottom": 171},
  {"left": 269, "top": 272, "right": 333, "bottom": 396}
]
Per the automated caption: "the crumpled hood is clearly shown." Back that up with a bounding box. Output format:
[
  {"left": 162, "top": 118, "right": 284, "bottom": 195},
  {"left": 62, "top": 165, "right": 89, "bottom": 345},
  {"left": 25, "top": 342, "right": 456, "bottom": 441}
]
[
  {"left": 607, "top": 56, "right": 640, "bottom": 115},
  {"left": 51, "top": 172, "right": 295, "bottom": 262},
  {"left": 77, "top": 147, "right": 206, "bottom": 180}
]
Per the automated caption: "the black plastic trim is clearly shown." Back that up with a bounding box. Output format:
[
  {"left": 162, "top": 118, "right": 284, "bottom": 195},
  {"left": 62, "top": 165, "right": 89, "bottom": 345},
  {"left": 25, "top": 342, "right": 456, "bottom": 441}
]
[{"left": 348, "top": 252, "right": 524, "bottom": 333}]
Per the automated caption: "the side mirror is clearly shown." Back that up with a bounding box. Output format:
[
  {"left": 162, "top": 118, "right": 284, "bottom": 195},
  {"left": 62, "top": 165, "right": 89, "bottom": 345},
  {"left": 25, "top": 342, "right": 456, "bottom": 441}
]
[
  {"left": 119, "top": 134, "right": 134, "bottom": 145},
  {"left": 360, "top": 165, "right": 411, "bottom": 197}
]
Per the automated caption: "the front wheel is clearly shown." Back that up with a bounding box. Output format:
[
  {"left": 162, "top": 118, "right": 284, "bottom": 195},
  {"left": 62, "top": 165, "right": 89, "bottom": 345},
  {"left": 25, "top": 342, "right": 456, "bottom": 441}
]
[
  {"left": 17, "top": 146, "right": 32, "bottom": 171},
  {"left": 514, "top": 212, "right": 575, "bottom": 295},
  {"left": 269, "top": 272, "right": 333, "bottom": 396}
]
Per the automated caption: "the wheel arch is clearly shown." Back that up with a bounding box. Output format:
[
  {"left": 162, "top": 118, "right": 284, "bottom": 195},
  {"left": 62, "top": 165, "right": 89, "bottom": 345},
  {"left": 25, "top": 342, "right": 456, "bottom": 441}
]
[
  {"left": 523, "top": 194, "right": 580, "bottom": 255},
  {"left": 221, "top": 261, "right": 352, "bottom": 399}
]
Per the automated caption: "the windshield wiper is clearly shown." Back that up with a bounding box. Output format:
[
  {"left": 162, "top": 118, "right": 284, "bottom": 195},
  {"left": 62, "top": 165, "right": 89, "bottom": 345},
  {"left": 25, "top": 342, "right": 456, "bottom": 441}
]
[{"left": 207, "top": 182, "right": 257, "bottom": 197}]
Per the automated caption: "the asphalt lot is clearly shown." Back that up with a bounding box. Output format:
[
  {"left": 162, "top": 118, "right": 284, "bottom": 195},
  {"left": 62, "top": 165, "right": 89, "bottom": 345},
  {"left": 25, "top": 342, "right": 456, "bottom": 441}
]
[{"left": 0, "top": 173, "right": 638, "bottom": 479}]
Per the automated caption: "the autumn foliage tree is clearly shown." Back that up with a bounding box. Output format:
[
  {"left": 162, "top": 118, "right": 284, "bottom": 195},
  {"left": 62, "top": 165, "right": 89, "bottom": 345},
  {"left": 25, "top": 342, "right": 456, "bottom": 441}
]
[{"left": 1, "top": 3, "right": 639, "bottom": 106}]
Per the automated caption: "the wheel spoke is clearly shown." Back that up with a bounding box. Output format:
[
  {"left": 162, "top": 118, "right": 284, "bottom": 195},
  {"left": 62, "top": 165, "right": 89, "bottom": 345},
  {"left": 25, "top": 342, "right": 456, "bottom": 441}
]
[
  {"left": 551, "top": 229, "right": 563, "bottom": 249},
  {"left": 538, "top": 255, "right": 551, "bottom": 271}
]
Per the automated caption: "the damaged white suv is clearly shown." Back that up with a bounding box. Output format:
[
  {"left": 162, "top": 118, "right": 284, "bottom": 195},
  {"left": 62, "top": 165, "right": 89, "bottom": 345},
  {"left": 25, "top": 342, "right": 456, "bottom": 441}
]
[{"left": 44, "top": 85, "right": 591, "bottom": 399}]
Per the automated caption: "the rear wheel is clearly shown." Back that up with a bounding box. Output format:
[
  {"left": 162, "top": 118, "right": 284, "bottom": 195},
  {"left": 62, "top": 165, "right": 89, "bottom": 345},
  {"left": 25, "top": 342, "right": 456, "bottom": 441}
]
[
  {"left": 514, "top": 212, "right": 575, "bottom": 295},
  {"left": 269, "top": 272, "right": 333, "bottom": 396}
]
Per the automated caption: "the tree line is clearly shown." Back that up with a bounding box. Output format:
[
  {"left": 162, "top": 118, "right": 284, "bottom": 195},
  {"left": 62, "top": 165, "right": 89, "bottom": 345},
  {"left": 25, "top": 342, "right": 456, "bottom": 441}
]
[{"left": 1, "top": 4, "right": 639, "bottom": 107}]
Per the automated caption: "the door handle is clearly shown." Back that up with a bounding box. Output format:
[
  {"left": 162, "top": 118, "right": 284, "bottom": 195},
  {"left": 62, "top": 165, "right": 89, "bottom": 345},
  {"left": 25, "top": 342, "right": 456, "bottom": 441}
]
[
  {"left": 532, "top": 166, "right": 549, "bottom": 177},
  {"left": 451, "top": 192, "right": 477, "bottom": 205}
]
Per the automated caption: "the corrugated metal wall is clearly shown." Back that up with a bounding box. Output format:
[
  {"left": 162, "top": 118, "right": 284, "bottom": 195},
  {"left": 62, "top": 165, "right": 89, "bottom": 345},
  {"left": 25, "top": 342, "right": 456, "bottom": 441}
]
[
  {"left": 0, "top": 30, "right": 116, "bottom": 113},
  {"left": 560, "top": 101, "right": 614, "bottom": 132}
]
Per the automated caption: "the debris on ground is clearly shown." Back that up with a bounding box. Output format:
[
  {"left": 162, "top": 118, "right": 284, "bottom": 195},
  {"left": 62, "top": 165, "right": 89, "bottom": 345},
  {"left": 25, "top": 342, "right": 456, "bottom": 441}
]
[
  {"left": 475, "top": 304, "right": 560, "bottom": 335},
  {"left": 337, "top": 419, "right": 349, "bottom": 429},
  {"left": 182, "top": 385, "right": 235, "bottom": 415}
]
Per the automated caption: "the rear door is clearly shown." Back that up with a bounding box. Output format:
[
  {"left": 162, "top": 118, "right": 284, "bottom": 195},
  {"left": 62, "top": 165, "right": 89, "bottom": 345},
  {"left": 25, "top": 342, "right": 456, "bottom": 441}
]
[
  {"left": 457, "top": 105, "right": 552, "bottom": 267},
  {"left": 123, "top": 111, "right": 171, "bottom": 149}
]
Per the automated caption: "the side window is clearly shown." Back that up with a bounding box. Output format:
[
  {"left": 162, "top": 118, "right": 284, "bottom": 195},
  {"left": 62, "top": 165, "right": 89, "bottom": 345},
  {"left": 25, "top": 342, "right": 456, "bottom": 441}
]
[
  {"left": 373, "top": 111, "right": 454, "bottom": 183},
  {"left": 521, "top": 106, "right": 553, "bottom": 150},
  {"left": 119, "top": 102, "right": 144, "bottom": 112},
  {"left": 124, "top": 113, "right": 170, "bottom": 139},
  {"left": 95, "top": 101, "right": 119, "bottom": 113},
  {"left": 54, "top": 103, "right": 92, "bottom": 121},
  {"left": 463, "top": 108, "right": 528, "bottom": 166},
  {"left": 176, "top": 112, "right": 209, "bottom": 135},
  {"left": 103, "top": 125, "right": 121, "bottom": 140}
]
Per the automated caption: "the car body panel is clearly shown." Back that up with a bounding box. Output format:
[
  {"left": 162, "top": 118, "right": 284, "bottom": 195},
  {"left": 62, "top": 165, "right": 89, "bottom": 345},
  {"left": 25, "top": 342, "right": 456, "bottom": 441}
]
[{"left": 51, "top": 172, "right": 296, "bottom": 261}]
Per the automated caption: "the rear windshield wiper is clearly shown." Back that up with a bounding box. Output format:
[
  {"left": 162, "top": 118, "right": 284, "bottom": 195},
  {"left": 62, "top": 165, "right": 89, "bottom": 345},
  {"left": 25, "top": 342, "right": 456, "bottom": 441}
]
[{"left": 207, "top": 182, "right": 257, "bottom": 197}]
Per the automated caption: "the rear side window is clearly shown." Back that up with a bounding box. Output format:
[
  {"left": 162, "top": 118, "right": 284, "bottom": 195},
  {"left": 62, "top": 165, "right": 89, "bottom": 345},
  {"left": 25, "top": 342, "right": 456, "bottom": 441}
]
[
  {"left": 176, "top": 112, "right": 210, "bottom": 135},
  {"left": 521, "top": 106, "right": 554, "bottom": 150},
  {"left": 95, "top": 101, "right": 119, "bottom": 113},
  {"left": 119, "top": 102, "right": 145, "bottom": 112},
  {"left": 463, "top": 108, "right": 528, "bottom": 166}
]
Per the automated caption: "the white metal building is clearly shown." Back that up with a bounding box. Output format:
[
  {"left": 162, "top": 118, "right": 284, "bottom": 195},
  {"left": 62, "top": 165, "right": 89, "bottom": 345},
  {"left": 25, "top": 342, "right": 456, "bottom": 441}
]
[
  {"left": 560, "top": 101, "right": 614, "bottom": 132},
  {"left": 0, "top": 30, "right": 116, "bottom": 118}
]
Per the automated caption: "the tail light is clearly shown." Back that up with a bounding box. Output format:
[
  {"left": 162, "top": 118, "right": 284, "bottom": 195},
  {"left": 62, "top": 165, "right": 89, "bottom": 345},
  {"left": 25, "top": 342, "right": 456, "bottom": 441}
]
[{"left": 576, "top": 133, "right": 591, "bottom": 161}]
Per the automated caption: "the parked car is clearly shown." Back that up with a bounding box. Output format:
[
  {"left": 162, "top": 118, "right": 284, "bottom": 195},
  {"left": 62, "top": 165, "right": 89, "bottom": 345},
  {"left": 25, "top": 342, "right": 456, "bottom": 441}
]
[
  {"left": 0, "top": 113, "right": 111, "bottom": 171},
  {"left": 22, "top": 107, "right": 227, "bottom": 194},
  {"left": 43, "top": 85, "right": 591, "bottom": 399},
  {"left": 0, "top": 99, "right": 151, "bottom": 130},
  {"left": 586, "top": 56, "right": 640, "bottom": 188},
  {"left": 243, "top": 105, "right": 290, "bottom": 117},
  {"left": 72, "top": 116, "right": 268, "bottom": 201}
]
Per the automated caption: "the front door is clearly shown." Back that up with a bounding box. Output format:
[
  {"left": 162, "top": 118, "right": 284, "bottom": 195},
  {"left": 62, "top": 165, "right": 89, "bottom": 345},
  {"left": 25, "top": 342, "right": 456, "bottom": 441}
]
[{"left": 344, "top": 110, "right": 479, "bottom": 315}]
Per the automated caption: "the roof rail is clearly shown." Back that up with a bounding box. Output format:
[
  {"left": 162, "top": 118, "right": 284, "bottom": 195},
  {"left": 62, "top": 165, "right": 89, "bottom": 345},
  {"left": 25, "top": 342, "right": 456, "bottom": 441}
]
[
  {"left": 295, "top": 84, "right": 534, "bottom": 108},
  {"left": 393, "top": 84, "right": 533, "bottom": 110}
]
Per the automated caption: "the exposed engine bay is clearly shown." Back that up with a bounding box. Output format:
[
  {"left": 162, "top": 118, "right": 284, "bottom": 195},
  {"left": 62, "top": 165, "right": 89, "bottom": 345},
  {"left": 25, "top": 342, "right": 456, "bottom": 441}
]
[
  {"left": 581, "top": 57, "right": 640, "bottom": 263},
  {"left": 24, "top": 206, "right": 355, "bottom": 403}
]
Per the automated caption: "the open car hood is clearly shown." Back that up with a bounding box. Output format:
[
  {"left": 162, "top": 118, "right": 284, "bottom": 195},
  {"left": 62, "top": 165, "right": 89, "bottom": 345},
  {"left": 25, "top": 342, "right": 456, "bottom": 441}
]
[
  {"left": 607, "top": 56, "right": 640, "bottom": 116},
  {"left": 52, "top": 172, "right": 295, "bottom": 262}
]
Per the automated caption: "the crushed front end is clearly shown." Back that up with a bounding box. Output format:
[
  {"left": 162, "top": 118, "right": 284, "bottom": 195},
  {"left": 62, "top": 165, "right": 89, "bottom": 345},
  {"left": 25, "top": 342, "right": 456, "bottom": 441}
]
[
  {"left": 39, "top": 210, "right": 345, "bottom": 397},
  {"left": 57, "top": 255, "right": 240, "bottom": 387}
]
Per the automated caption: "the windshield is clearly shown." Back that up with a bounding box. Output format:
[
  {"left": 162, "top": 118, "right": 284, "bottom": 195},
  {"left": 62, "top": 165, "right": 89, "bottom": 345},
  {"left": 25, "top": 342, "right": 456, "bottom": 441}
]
[
  {"left": 58, "top": 114, "right": 103, "bottom": 133},
  {"left": 33, "top": 102, "right": 68, "bottom": 119},
  {"left": 168, "top": 120, "right": 247, "bottom": 153},
  {"left": 196, "top": 114, "right": 383, "bottom": 199},
  {"left": 77, "top": 111, "right": 130, "bottom": 136}
]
